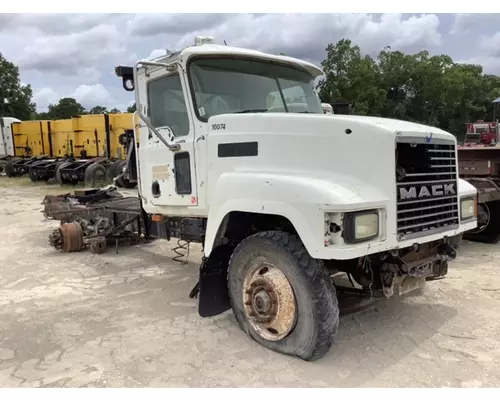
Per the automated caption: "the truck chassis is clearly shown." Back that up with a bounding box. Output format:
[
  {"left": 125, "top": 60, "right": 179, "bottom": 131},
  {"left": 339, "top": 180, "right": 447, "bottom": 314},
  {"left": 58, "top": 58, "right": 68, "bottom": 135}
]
[
  {"left": 3, "top": 156, "right": 50, "bottom": 178},
  {"left": 43, "top": 187, "right": 145, "bottom": 253},
  {"left": 42, "top": 184, "right": 458, "bottom": 318}
]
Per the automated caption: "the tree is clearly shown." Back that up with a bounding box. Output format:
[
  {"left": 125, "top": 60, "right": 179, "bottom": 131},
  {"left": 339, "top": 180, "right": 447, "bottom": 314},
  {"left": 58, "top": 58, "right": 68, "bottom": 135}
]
[
  {"left": 318, "top": 39, "right": 385, "bottom": 116},
  {"left": 109, "top": 108, "right": 121, "bottom": 114},
  {"left": 46, "top": 98, "right": 86, "bottom": 119},
  {"left": 90, "top": 105, "right": 108, "bottom": 114},
  {"left": 127, "top": 103, "right": 136, "bottom": 113},
  {"left": 0, "top": 52, "right": 36, "bottom": 120},
  {"left": 318, "top": 39, "right": 500, "bottom": 138}
]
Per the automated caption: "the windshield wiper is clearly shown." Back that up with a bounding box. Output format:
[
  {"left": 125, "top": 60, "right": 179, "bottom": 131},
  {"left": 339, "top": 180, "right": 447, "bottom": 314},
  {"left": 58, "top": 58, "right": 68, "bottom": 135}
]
[{"left": 234, "top": 109, "right": 268, "bottom": 114}]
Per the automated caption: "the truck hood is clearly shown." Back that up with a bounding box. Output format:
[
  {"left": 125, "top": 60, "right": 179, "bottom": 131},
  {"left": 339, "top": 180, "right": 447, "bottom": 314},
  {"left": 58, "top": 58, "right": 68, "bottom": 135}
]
[
  {"left": 204, "top": 112, "right": 458, "bottom": 210},
  {"left": 207, "top": 112, "right": 455, "bottom": 142}
]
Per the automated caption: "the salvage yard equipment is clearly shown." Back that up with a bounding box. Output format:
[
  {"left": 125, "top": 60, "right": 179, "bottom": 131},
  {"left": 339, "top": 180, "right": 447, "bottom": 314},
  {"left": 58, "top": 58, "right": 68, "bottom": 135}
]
[
  {"left": 1, "top": 112, "right": 137, "bottom": 188},
  {"left": 458, "top": 129, "right": 500, "bottom": 243},
  {"left": 43, "top": 36, "right": 477, "bottom": 361},
  {"left": 108, "top": 113, "right": 139, "bottom": 188},
  {"left": 1, "top": 118, "right": 48, "bottom": 177},
  {"left": 23, "top": 119, "right": 75, "bottom": 182},
  {"left": 31, "top": 115, "right": 116, "bottom": 186},
  {"left": 0, "top": 117, "right": 20, "bottom": 175},
  {"left": 43, "top": 187, "right": 144, "bottom": 254},
  {"left": 11, "top": 119, "right": 51, "bottom": 158}
]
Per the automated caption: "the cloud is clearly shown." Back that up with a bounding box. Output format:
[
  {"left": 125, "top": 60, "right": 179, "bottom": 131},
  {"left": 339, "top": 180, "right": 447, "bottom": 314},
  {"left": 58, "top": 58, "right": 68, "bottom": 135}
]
[
  {"left": 456, "top": 55, "right": 500, "bottom": 75},
  {"left": 480, "top": 32, "right": 500, "bottom": 58},
  {"left": 455, "top": 31, "right": 500, "bottom": 74},
  {"left": 148, "top": 49, "right": 168, "bottom": 59},
  {"left": 127, "top": 14, "right": 231, "bottom": 37},
  {"left": 0, "top": 13, "right": 123, "bottom": 35},
  {"left": 16, "top": 24, "right": 126, "bottom": 80},
  {"left": 161, "top": 13, "right": 442, "bottom": 65},
  {"left": 0, "top": 13, "right": 493, "bottom": 113},
  {"left": 71, "top": 84, "right": 115, "bottom": 109},
  {"left": 33, "top": 88, "right": 60, "bottom": 111},
  {"left": 450, "top": 13, "right": 500, "bottom": 35},
  {"left": 34, "top": 84, "right": 119, "bottom": 112}
]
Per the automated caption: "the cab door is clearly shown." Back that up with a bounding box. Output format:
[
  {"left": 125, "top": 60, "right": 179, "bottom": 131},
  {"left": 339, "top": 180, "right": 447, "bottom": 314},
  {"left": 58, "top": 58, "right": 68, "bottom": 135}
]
[{"left": 137, "top": 68, "right": 198, "bottom": 208}]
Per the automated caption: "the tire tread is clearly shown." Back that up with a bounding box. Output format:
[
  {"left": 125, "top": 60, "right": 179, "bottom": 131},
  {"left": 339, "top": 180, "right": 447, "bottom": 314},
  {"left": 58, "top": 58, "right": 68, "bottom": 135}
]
[{"left": 228, "top": 230, "right": 339, "bottom": 361}]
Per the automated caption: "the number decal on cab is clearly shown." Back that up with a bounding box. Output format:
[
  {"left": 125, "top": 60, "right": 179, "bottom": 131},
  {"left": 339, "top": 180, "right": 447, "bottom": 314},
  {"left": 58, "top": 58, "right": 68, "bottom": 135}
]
[{"left": 212, "top": 123, "right": 226, "bottom": 131}]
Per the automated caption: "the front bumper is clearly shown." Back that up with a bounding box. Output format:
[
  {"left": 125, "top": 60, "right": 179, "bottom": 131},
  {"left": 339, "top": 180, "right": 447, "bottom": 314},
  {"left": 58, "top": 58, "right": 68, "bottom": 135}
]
[{"left": 315, "top": 218, "right": 476, "bottom": 260}]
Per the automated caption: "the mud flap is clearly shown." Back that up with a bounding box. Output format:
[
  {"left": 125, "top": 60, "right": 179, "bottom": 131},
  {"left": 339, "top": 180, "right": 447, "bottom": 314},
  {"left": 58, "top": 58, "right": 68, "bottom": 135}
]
[
  {"left": 197, "top": 267, "right": 231, "bottom": 317},
  {"left": 196, "top": 245, "right": 234, "bottom": 318}
]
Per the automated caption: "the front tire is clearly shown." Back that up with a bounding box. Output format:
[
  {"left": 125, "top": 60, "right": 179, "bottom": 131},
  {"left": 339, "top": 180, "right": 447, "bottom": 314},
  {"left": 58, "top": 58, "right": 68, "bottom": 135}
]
[{"left": 227, "top": 231, "right": 339, "bottom": 361}]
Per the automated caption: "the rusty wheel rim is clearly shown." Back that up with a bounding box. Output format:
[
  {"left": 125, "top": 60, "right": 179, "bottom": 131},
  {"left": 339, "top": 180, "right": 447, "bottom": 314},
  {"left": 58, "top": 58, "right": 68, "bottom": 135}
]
[
  {"left": 60, "top": 222, "right": 84, "bottom": 252},
  {"left": 242, "top": 262, "right": 297, "bottom": 342}
]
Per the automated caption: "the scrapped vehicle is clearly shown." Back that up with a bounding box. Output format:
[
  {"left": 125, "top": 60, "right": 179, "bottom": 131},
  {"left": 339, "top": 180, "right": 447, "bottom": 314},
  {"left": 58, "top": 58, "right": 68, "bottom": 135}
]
[
  {"left": 43, "top": 36, "right": 478, "bottom": 361},
  {"left": 458, "top": 121, "right": 500, "bottom": 243}
]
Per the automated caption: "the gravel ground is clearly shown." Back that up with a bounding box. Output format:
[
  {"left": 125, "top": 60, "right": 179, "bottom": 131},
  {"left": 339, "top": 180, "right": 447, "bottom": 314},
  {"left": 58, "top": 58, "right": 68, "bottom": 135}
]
[{"left": 0, "top": 178, "right": 499, "bottom": 388}]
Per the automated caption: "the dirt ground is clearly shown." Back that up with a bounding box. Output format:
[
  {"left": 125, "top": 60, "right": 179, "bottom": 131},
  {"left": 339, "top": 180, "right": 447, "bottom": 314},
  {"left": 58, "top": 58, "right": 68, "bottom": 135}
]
[{"left": 0, "top": 178, "right": 500, "bottom": 388}]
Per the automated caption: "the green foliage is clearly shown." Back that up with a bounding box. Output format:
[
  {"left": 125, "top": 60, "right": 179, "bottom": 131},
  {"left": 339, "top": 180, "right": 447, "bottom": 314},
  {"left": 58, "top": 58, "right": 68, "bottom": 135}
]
[
  {"left": 90, "top": 105, "right": 108, "bottom": 114},
  {"left": 5, "top": 40, "right": 500, "bottom": 137},
  {"left": 318, "top": 39, "right": 500, "bottom": 137},
  {"left": 0, "top": 52, "right": 36, "bottom": 120},
  {"left": 40, "top": 97, "right": 87, "bottom": 120},
  {"left": 126, "top": 103, "right": 136, "bottom": 113}
]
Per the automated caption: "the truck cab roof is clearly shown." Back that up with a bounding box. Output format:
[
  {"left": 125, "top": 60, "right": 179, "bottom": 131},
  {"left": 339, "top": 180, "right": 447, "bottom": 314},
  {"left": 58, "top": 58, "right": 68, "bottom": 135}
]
[{"left": 115, "top": 37, "right": 324, "bottom": 90}]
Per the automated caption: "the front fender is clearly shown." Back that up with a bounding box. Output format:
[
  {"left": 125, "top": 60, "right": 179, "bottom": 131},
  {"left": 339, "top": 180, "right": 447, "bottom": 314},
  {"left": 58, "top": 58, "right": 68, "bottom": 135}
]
[
  {"left": 458, "top": 177, "right": 478, "bottom": 198},
  {"left": 203, "top": 171, "right": 388, "bottom": 257}
]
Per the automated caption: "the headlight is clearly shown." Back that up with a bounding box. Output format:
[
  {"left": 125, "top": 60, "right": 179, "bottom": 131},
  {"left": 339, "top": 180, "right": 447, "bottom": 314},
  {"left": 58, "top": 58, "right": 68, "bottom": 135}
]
[
  {"left": 343, "top": 210, "right": 379, "bottom": 244},
  {"left": 461, "top": 196, "right": 477, "bottom": 221}
]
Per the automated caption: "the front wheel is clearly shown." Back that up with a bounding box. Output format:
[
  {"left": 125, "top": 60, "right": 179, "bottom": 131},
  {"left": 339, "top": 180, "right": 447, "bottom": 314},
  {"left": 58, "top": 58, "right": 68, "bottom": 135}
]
[{"left": 228, "top": 231, "right": 339, "bottom": 361}]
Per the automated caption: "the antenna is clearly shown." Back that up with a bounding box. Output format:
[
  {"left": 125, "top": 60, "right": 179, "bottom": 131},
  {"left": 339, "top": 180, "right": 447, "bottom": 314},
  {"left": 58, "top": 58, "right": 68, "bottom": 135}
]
[{"left": 224, "top": 40, "right": 227, "bottom": 46}]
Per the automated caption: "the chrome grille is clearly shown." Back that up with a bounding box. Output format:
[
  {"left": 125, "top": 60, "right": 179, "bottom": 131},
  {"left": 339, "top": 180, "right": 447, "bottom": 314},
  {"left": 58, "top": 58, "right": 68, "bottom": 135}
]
[{"left": 396, "top": 138, "right": 459, "bottom": 240}]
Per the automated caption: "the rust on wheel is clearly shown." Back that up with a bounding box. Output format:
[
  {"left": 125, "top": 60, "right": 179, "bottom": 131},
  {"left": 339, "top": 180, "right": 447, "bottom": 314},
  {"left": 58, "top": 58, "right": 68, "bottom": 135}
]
[
  {"left": 242, "top": 262, "right": 297, "bottom": 341},
  {"left": 59, "top": 222, "right": 84, "bottom": 252}
]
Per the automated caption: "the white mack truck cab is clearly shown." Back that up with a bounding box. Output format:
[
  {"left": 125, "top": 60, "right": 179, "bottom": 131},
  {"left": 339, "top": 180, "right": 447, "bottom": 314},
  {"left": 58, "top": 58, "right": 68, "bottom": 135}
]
[{"left": 114, "top": 36, "right": 478, "bottom": 361}]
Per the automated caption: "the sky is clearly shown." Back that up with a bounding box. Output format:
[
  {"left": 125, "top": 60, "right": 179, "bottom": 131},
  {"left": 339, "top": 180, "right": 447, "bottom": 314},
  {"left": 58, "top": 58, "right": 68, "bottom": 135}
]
[{"left": 1, "top": 13, "right": 499, "bottom": 112}]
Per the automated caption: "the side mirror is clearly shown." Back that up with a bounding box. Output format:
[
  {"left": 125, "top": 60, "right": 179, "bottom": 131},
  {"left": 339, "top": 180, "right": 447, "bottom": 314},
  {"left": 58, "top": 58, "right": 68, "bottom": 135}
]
[{"left": 115, "top": 66, "right": 135, "bottom": 92}]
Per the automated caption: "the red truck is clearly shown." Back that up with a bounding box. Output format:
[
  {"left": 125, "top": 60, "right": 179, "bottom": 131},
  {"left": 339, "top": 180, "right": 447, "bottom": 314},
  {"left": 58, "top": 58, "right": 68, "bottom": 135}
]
[{"left": 459, "top": 120, "right": 500, "bottom": 242}]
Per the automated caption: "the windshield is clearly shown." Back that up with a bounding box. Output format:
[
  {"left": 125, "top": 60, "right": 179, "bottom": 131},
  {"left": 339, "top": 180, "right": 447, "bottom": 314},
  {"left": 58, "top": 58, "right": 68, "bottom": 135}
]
[{"left": 188, "top": 57, "right": 323, "bottom": 121}]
